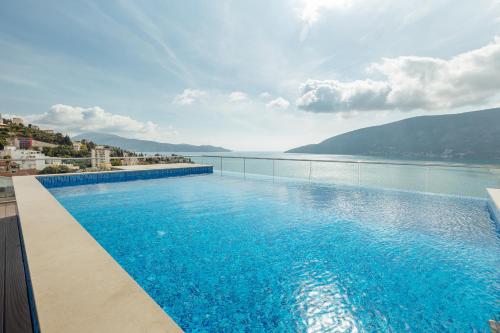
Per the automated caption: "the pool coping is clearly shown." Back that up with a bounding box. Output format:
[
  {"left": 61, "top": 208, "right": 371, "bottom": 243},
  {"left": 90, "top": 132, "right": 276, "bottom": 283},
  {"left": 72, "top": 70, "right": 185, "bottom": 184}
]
[
  {"left": 487, "top": 188, "right": 500, "bottom": 225},
  {"left": 11, "top": 166, "right": 212, "bottom": 332}
]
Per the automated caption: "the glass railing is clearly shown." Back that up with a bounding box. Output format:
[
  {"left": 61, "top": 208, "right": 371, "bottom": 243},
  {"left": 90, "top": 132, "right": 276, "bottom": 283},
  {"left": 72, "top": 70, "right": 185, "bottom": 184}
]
[
  {"left": 1, "top": 155, "right": 498, "bottom": 198},
  {"left": 0, "top": 176, "right": 14, "bottom": 199},
  {"left": 189, "top": 155, "right": 500, "bottom": 198}
]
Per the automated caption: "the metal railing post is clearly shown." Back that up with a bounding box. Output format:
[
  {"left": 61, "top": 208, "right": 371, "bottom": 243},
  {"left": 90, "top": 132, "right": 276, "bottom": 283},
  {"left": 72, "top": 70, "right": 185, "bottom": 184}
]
[
  {"left": 425, "top": 167, "right": 430, "bottom": 192},
  {"left": 357, "top": 162, "right": 361, "bottom": 186},
  {"left": 220, "top": 156, "right": 223, "bottom": 176},
  {"left": 309, "top": 161, "right": 312, "bottom": 182},
  {"left": 272, "top": 159, "right": 275, "bottom": 182},
  {"left": 243, "top": 157, "right": 246, "bottom": 180}
]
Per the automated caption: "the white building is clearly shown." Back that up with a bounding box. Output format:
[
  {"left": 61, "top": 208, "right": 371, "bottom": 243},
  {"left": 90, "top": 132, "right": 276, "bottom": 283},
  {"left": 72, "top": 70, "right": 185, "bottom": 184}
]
[
  {"left": 91, "top": 146, "right": 111, "bottom": 169},
  {"left": 1, "top": 146, "right": 47, "bottom": 170},
  {"left": 72, "top": 141, "right": 82, "bottom": 151},
  {"left": 12, "top": 117, "right": 24, "bottom": 125}
]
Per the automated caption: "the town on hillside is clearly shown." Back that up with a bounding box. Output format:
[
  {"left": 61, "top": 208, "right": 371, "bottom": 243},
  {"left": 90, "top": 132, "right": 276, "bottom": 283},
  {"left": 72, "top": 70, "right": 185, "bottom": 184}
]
[{"left": 0, "top": 115, "right": 190, "bottom": 175}]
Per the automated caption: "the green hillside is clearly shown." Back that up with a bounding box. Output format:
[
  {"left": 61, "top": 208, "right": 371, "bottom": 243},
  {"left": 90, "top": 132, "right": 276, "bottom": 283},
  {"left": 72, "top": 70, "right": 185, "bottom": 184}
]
[
  {"left": 287, "top": 108, "right": 500, "bottom": 163},
  {"left": 0, "top": 121, "right": 131, "bottom": 158}
]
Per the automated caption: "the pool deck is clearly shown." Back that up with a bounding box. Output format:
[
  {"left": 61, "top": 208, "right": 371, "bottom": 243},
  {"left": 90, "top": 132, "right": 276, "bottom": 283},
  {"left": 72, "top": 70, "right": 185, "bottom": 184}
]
[
  {"left": 13, "top": 165, "right": 193, "bottom": 333},
  {"left": 487, "top": 188, "right": 500, "bottom": 224}
]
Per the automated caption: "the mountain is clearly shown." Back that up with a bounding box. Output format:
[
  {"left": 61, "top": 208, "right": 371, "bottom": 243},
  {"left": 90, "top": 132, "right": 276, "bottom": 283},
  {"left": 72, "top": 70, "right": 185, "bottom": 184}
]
[
  {"left": 286, "top": 108, "right": 500, "bottom": 162},
  {"left": 73, "top": 132, "right": 230, "bottom": 153}
]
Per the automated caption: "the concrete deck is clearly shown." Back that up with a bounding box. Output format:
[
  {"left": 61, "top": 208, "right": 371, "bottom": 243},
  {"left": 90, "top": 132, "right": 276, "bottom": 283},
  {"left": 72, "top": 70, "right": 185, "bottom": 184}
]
[
  {"left": 487, "top": 188, "right": 500, "bottom": 223},
  {"left": 13, "top": 174, "right": 183, "bottom": 333}
]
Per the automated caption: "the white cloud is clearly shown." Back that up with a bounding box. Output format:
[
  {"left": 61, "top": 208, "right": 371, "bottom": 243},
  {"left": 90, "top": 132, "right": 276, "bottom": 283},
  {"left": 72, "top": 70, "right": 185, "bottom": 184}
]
[
  {"left": 296, "top": 0, "right": 354, "bottom": 40},
  {"left": 297, "top": 37, "right": 500, "bottom": 112},
  {"left": 297, "top": 0, "right": 353, "bottom": 25},
  {"left": 259, "top": 92, "right": 272, "bottom": 99},
  {"left": 229, "top": 91, "right": 249, "bottom": 102},
  {"left": 297, "top": 79, "right": 391, "bottom": 112},
  {"left": 27, "top": 104, "right": 163, "bottom": 138},
  {"left": 172, "top": 89, "right": 207, "bottom": 105},
  {"left": 266, "top": 97, "right": 291, "bottom": 110}
]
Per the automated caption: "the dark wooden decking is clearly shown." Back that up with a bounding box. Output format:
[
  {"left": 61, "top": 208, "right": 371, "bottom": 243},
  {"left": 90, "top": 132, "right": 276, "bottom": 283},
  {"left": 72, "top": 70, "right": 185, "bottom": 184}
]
[{"left": 0, "top": 210, "right": 35, "bottom": 333}]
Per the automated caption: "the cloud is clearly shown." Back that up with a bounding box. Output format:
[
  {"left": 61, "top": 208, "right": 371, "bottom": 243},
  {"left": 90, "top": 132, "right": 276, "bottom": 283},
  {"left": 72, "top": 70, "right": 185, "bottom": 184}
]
[
  {"left": 266, "top": 97, "right": 291, "bottom": 110},
  {"left": 297, "top": 80, "right": 391, "bottom": 112},
  {"left": 173, "top": 89, "right": 207, "bottom": 105},
  {"left": 296, "top": 37, "right": 500, "bottom": 112},
  {"left": 229, "top": 91, "right": 249, "bottom": 102},
  {"left": 259, "top": 92, "right": 272, "bottom": 99},
  {"left": 27, "top": 104, "right": 162, "bottom": 138},
  {"left": 296, "top": 0, "right": 354, "bottom": 41}
]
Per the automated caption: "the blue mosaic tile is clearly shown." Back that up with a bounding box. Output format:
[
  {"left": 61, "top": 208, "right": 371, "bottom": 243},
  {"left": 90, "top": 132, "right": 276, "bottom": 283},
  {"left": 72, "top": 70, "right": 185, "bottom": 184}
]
[{"left": 37, "top": 166, "right": 213, "bottom": 188}]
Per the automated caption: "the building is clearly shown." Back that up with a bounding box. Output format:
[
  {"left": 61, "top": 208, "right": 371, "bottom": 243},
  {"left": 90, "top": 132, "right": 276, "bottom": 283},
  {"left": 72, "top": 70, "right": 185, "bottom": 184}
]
[
  {"left": 72, "top": 141, "right": 82, "bottom": 151},
  {"left": 91, "top": 146, "right": 111, "bottom": 170},
  {"left": 30, "top": 125, "right": 40, "bottom": 130},
  {"left": 1, "top": 146, "right": 47, "bottom": 170},
  {"left": 12, "top": 117, "right": 24, "bottom": 125},
  {"left": 42, "top": 129, "right": 54, "bottom": 134},
  {"left": 15, "top": 137, "right": 33, "bottom": 149},
  {"left": 31, "top": 140, "right": 58, "bottom": 149},
  {"left": 122, "top": 152, "right": 139, "bottom": 166}
]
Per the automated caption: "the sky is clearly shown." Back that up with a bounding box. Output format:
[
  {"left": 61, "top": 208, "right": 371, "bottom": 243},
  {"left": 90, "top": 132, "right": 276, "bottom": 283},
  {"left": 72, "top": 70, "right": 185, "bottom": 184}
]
[{"left": 1, "top": 0, "right": 500, "bottom": 151}]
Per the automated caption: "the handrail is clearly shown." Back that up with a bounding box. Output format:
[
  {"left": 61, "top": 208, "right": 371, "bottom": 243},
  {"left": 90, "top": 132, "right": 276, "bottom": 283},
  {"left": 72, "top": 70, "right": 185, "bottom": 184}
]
[
  {"left": 187, "top": 155, "right": 500, "bottom": 170},
  {"left": 1, "top": 155, "right": 499, "bottom": 170}
]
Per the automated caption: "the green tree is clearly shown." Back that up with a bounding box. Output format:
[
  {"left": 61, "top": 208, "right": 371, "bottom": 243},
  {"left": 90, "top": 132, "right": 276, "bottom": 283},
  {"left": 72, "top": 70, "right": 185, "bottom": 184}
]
[{"left": 39, "top": 165, "right": 70, "bottom": 174}]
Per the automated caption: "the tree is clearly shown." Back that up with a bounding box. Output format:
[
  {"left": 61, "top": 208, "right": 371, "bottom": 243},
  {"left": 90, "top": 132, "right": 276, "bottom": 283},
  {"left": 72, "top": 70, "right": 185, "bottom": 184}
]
[
  {"left": 39, "top": 165, "right": 70, "bottom": 174},
  {"left": 62, "top": 135, "right": 72, "bottom": 145}
]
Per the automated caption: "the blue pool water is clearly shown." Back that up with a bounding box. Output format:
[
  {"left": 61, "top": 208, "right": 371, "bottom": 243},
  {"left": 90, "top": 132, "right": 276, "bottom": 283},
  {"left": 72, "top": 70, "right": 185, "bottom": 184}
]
[{"left": 49, "top": 173, "right": 500, "bottom": 332}]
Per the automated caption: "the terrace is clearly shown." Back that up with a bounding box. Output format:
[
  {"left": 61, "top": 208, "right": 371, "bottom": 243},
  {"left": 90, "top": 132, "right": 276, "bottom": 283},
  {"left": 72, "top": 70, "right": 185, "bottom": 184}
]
[{"left": 2, "top": 156, "right": 500, "bottom": 332}]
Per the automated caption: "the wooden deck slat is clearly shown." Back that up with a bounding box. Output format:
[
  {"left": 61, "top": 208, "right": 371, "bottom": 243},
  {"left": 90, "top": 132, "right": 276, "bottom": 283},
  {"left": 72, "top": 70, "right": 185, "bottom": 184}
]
[
  {"left": 4, "top": 216, "right": 32, "bottom": 333},
  {"left": 0, "top": 219, "right": 6, "bottom": 333}
]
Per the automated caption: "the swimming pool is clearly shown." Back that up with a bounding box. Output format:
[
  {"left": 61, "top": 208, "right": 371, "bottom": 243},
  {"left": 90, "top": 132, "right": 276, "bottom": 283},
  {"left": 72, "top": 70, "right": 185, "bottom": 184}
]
[{"left": 49, "top": 172, "right": 499, "bottom": 332}]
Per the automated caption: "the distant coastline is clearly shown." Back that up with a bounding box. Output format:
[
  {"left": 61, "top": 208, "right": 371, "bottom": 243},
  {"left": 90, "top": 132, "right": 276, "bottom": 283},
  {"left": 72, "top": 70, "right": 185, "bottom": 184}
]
[{"left": 73, "top": 132, "right": 231, "bottom": 153}]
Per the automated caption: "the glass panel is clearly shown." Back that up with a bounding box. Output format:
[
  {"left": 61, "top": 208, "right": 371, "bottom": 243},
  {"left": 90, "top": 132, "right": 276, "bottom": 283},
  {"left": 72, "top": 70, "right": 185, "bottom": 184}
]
[
  {"left": 275, "top": 160, "right": 310, "bottom": 180},
  {"left": 243, "top": 159, "right": 274, "bottom": 177},
  {"left": 427, "top": 166, "right": 500, "bottom": 197},
  {"left": 0, "top": 176, "right": 14, "bottom": 198},
  {"left": 360, "top": 164, "right": 428, "bottom": 192},
  {"left": 311, "top": 161, "right": 359, "bottom": 186}
]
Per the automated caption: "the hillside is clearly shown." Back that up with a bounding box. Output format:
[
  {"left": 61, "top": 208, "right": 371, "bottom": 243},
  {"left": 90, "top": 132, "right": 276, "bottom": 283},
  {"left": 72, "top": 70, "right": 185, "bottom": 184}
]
[
  {"left": 73, "top": 132, "right": 230, "bottom": 153},
  {"left": 0, "top": 123, "right": 72, "bottom": 149},
  {"left": 286, "top": 108, "right": 500, "bottom": 162},
  {"left": 0, "top": 121, "right": 136, "bottom": 158}
]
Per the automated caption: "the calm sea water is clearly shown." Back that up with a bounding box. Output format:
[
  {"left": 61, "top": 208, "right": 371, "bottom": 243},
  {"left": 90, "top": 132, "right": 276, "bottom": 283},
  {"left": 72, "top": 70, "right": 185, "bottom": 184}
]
[
  {"left": 51, "top": 173, "right": 500, "bottom": 332},
  {"left": 179, "top": 152, "right": 500, "bottom": 198}
]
